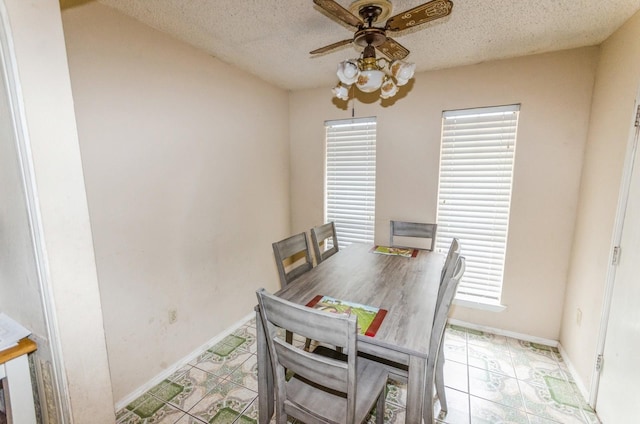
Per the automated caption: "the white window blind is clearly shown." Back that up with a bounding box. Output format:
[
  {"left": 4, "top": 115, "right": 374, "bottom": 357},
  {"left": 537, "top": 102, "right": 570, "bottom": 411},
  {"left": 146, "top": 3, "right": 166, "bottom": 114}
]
[
  {"left": 325, "top": 117, "right": 376, "bottom": 246},
  {"left": 436, "top": 105, "right": 520, "bottom": 304}
]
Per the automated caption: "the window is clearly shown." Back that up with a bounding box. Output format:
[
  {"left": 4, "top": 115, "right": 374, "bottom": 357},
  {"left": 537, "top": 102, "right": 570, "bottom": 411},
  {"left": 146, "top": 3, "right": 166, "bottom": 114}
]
[
  {"left": 436, "top": 105, "right": 520, "bottom": 305},
  {"left": 324, "top": 117, "right": 376, "bottom": 246}
]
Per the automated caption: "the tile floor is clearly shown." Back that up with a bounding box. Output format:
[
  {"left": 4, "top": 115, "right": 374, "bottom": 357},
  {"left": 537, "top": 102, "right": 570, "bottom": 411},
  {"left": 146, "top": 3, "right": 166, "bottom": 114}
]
[{"left": 115, "top": 319, "right": 600, "bottom": 424}]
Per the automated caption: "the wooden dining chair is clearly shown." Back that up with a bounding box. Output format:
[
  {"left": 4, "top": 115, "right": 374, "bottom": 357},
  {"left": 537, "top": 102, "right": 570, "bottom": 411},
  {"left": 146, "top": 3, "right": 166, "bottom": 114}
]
[
  {"left": 272, "top": 232, "right": 313, "bottom": 287},
  {"left": 357, "top": 256, "right": 465, "bottom": 424},
  {"left": 310, "top": 222, "right": 339, "bottom": 264},
  {"left": 390, "top": 220, "right": 438, "bottom": 251},
  {"left": 255, "top": 288, "right": 388, "bottom": 424},
  {"left": 428, "top": 237, "right": 461, "bottom": 412},
  {"left": 427, "top": 256, "right": 465, "bottom": 420}
]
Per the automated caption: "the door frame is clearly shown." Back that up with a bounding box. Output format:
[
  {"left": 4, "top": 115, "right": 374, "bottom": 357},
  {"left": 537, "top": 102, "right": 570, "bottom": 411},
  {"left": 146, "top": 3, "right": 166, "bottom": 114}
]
[
  {"left": 0, "top": 1, "right": 71, "bottom": 422},
  {"left": 590, "top": 88, "right": 640, "bottom": 407}
]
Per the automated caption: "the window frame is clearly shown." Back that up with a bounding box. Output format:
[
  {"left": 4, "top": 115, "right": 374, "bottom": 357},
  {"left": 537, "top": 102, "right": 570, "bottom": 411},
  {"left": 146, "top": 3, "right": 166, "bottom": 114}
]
[{"left": 436, "top": 104, "right": 520, "bottom": 306}]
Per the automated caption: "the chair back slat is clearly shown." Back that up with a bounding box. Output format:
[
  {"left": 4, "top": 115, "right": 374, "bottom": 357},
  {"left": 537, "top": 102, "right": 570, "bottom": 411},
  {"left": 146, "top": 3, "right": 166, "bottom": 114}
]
[
  {"left": 272, "top": 232, "right": 313, "bottom": 286},
  {"left": 438, "top": 238, "right": 460, "bottom": 307},
  {"left": 274, "top": 339, "right": 349, "bottom": 392},
  {"left": 311, "top": 222, "right": 339, "bottom": 264},
  {"left": 390, "top": 220, "right": 437, "bottom": 251}
]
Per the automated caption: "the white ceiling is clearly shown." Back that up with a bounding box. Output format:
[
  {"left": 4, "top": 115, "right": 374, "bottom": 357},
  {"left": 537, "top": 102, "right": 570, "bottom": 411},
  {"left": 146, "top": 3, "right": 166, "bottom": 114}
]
[{"left": 93, "top": 0, "right": 640, "bottom": 91}]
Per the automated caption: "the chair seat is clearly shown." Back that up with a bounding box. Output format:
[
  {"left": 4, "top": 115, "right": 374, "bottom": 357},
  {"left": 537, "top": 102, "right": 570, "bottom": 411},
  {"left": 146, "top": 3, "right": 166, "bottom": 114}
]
[{"left": 287, "top": 354, "right": 388, "bottom": 424}]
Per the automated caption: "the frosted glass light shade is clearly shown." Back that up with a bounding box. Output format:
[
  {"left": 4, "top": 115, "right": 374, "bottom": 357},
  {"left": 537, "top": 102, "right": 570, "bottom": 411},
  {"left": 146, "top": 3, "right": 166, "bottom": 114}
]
[
  {"left": 332, "top": 84, "right": 350, "bottom": 100},
  {"left": 390, "top": 60, "right": 416, "bottom": 85},
  {"left": 337, "top": 60, "right": 359, "bottom": 85},
  {"left": 380, "top": 78, "right": 398, "bottom": 99},
  {"left": 356, "top": 69, "right": 384, "bottom": 93}
]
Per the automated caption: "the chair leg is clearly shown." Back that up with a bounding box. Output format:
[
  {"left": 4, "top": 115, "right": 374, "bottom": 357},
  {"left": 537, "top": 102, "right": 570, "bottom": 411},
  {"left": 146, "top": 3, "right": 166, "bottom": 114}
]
[
  {"left": 423, "top": 359, "right": 435, "bottom": 424},
  {"left": 435, "top": 347, "right": 447, "bottom": 412},
  {"left": 375, "top": 385, "right": 385, "bottom": 424}
]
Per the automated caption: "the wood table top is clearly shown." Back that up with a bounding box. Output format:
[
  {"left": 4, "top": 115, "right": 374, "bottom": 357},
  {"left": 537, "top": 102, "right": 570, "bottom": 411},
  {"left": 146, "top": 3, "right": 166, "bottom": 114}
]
[{"left": 275, "top": 243, "right": 444, "bottom": 357}]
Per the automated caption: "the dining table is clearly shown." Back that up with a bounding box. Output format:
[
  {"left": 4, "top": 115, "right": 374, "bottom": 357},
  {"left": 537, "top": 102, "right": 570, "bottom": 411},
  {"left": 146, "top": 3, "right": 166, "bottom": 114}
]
[{"left": 255, "top": 242, "right": 445, "bottom": 424}]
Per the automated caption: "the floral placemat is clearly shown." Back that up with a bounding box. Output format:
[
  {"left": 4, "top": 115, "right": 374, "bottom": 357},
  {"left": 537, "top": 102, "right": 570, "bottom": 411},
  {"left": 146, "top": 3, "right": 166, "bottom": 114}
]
[
  {"left": 306, "top": 295, "right": 387, "bottom": 337},
  {"left": 371, "top": 245, "right": 418, "bottom": 258}
]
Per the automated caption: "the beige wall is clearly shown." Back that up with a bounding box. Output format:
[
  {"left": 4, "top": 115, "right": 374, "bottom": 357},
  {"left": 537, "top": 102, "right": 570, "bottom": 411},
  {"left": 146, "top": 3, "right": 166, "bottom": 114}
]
[
  {"left": 2, "top": 0, "right": 114, "bottom": 421},
  {"left": 560, "top": 10, "right": 640, "bottom": 390},
  {"left": 290, "top": 47, "right": 598, "bottom": 341},
  {"left": 62, "top": 3, "right": 289, "bottom": 402}
]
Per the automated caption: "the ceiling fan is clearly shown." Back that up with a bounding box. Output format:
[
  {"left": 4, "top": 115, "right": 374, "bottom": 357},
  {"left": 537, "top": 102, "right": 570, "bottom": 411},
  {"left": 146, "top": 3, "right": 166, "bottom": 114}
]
[{"left": 310, "top": 0, "right": 454, "bottom": 61}]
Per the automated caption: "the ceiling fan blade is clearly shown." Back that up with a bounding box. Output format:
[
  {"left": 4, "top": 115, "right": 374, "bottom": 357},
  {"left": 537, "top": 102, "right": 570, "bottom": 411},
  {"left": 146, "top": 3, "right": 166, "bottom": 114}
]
[
  {"left": 310, "top": 39, "right": 354, "bottom": 55},
  {"left": 313, "top": 0, "right": 363, "bottom": 28},
  {"left": 377, "top": 38, "right": 410, "bottom": 61},
  {"left": 385, "top": 0, "right": 453, "bottom": 32}
]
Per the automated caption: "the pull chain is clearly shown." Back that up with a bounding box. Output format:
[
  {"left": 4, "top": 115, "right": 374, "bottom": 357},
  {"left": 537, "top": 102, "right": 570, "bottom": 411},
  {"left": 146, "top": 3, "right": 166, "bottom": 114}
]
[{"left": 350, "top": 85, "right": 355, "bottom": 117}]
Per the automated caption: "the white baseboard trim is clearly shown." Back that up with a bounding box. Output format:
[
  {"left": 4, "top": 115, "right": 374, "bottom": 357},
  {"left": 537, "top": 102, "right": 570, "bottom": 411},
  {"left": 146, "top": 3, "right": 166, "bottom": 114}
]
[
  {"left": 557, "top": 342, "right": 591, "bottom": 406},
  {"left": 448, "top": 318, "right": 559, "bottom": 347},
  {"left": 114, "top": 312, "right": 255, "bottom": 411}
]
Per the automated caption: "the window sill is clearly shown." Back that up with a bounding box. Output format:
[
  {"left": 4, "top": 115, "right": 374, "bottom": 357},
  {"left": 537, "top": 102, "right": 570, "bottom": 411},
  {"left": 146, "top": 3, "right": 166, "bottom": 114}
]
[{"left": 453, "top": 296, "right": 507, "bottom": 312}]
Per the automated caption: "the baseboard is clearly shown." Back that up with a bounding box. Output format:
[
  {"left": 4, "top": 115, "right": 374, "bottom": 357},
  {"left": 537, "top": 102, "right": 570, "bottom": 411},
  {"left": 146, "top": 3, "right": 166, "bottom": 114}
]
[
  {"left": 114, "top": 312, "right": 254, "bottom": 411},
  {"left": 447, "top": 318, "right": 559, "bottom": 347},
  {"left": 557, "top": 342, "right": 592, "bottom": 407}
]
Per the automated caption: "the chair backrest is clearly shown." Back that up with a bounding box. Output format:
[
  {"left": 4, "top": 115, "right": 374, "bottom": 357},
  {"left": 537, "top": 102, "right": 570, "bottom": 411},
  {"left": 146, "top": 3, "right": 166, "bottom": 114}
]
[
  {"left": 272, "top": 232, "right": 313, "bottom": 287},
  {"left": 438, "top": 238, "right": 460, "bottom": 306},
  {"left": 429, "top": 256, "right": 465, "bottom": 361},
  {"left": 390, "top": 220, "right": 438, "bottom": 251},
  {"left": 256, "top": 288, "right": 358, "bottom": 423},
  {"left": 310, "top": 222, "right": 339, "bottom": 264}
]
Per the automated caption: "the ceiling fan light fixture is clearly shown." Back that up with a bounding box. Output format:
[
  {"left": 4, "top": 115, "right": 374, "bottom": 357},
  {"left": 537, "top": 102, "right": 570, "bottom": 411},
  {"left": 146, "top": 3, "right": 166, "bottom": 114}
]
[
  {"left": 390, "top": 60, "right": 416, "bottom": 83},
  {"left": 337, "top": 60, "right": 360, "bottom": 85},
  {"left": 356, "top": 68, "right": 385, "bottom": 93},
  {"left": 332, "top": 83, "right": 351, "bottom": 101},
  {"left": 312, "top": 0, "right": 454, "bottom": 102},
  {"left": 380, "top": 76, "right": 398, "bottom": 99}
]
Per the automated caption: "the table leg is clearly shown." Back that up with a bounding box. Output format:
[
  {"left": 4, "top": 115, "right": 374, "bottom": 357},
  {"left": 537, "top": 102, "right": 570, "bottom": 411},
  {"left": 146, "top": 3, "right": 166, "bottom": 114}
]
[
  {"left": 407, "top": 355, "right": 427, "bottom": 424},
  {"left": 255, "top": 306, "right": 273, "bottom": 424}
]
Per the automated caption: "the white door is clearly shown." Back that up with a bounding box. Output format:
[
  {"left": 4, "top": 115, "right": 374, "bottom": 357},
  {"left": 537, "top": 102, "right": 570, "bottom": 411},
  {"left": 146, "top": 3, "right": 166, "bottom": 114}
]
[{"left": 595, "top": 109, "right": 640, "bottom": 422}]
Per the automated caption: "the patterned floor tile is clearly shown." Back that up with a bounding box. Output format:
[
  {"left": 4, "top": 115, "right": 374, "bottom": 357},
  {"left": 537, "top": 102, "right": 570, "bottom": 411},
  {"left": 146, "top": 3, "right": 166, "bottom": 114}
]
[
  {"left": 365, "top": 400, "right": 406, "bottom": 424},
  {"left": 187, "top": 380, "right": 257, "bottom": 423},
  {"left": 466, "top": 330, "right": 509, "bottom": 352},
  {"left": 118, "top": 318, "right": 602, "bottom": 424},
  {"left": 385, "top": 378, "right": 408, "bottom": 408},
  {"left": 122, "top": 392, "right": 186, "bottom": 423},
  {"left": 468, "top": 367, "right": 524, "bottom": 411},
  {"left": 445, "top": 325, "right": 468, "bottom": 343},
  {"left": 191, "top": 347, "right": 254, "bottom": 379},
  {"left": 173, "top": 414, "right": 207, "bottom": 424},
  {"left": 527, "top": 413, "right": 564, "bottom": 423},
  {"left": 162, "top": 367, "right": 224, "bottom": 412},
  {"left": 519, "top": 379, "right": 587, "bottom": 424},
  {"left": 507, "top": 339, "right": 559, "bottom": 363},
  {"left": 512, "top": 355, "right": 565, "bottom": 388},
  {"left": 225, "top": 354, "right": 258, "bottom": 392},
  {"left": 469, "top": 396, "right": 528, "bottom": 424},
  {"left": 443, "top": 337, "right": 468, "bottom": 364},
  {"left": 581, "top": 409, "right": 601, "bottom": 424},
  {"left": 444, "top": 360, "right": 469, "bottom": 392},
  {"left": 434, "top": 387, "right": 470, "bottom": 424},
  {"left": 231, "top": 325, "right": 257, "bottom": 354},
  {"left": 468, "top": 344, "right": 516, "bottom": 378}
]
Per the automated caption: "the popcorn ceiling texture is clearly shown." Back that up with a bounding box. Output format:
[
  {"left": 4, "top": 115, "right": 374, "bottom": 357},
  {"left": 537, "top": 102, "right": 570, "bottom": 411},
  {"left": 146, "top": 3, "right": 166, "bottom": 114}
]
[{"left": 96, "top": 0, "right": 640, "bottom": 90}]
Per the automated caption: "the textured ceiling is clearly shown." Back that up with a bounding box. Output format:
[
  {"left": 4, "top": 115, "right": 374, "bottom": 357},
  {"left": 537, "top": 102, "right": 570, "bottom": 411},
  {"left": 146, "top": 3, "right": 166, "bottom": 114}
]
[{"left": 93, "top": 0, "right": 640, "bottom": 91}]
